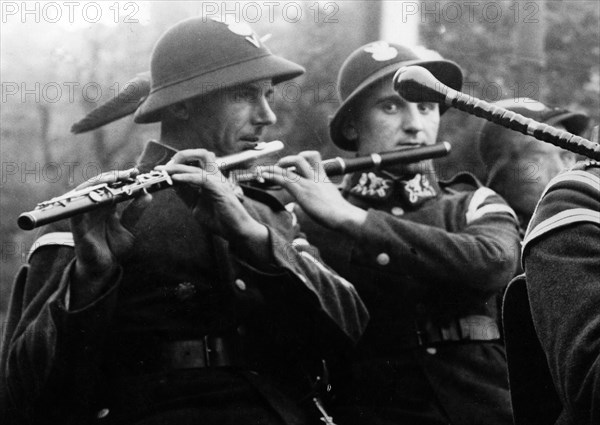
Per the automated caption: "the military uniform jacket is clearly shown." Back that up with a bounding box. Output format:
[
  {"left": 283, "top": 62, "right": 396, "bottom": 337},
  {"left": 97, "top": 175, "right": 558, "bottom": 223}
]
[
  {"left": 0, "top": 141, "right": 369, "bottom": 425},
  {"left": 504, "top": 161, "right": 600, "bottom": 425},
  {"left": 296, "top": 170, "right": 521, "bottom": 425}
]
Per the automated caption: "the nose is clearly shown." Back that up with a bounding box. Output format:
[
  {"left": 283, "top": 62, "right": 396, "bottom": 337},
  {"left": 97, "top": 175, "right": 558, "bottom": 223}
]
[
  {"left": 401, "top": 103, "right": 424, "bottom": 135},
  {"left": 253, "top": 95, "right": 277, "bottom": 127}
]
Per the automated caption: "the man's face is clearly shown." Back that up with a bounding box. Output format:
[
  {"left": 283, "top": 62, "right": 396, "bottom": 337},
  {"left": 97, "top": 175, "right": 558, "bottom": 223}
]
[
  {"left": 347, "top": 80, "right": 440, "bottom": 174},
  {"left": 488, "top": 124, "right": 576, "bottom": 227},
  {"left": 186, "top": 79, "right": 276, "bottom": 157}
]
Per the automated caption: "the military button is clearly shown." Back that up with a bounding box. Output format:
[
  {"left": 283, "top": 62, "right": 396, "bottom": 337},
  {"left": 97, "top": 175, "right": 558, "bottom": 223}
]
[
  {"left": 235, "top": 278, "right": 247, "bottom": 291},
  {"left": 376, "top": 253, "right": 390, "bottom": 265},
  {"left": 391, "top": 207, "right": 404, "bottom": 216},
  {"left": 175, "top": 282, "right": 197, "bottom": 301},
  {"left": 97, "top": 408, "right": 110, "bottom": 419},
  {"left": 426, "top": 347, "right": 437, "bottom": 355}
]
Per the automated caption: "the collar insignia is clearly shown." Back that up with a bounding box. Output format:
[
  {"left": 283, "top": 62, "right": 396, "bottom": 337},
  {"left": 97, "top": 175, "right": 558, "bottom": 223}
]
[
  {"left": 350, "top": 172, "right": 393, "bottom": 200},
  {"left": 212, "top": 18, "right": 261, "bottom": 48},
  {"left": 399, "top": 174, "right": 437, "bottom": 205},
  {"left": 364, "top": 41, "right": 398, "bottom": 61}
]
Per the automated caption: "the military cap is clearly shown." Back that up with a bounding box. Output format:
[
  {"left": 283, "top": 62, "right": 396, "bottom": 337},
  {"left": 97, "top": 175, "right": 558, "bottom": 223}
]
[
  {"left": 135, "top": 17, "right": 305, "bottom": 123},
  {"left": 330, "top": 41, "right": 463, "bottom": 151},
  {"left": 478, "top": 98, "right": 590, "bottom": 167}
]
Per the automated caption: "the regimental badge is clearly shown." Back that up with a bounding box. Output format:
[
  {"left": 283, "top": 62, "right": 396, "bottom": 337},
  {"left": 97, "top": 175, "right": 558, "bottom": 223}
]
[
  {"left": 350, "top": 172, "right": 393, "bottom": 200},
  {"left": 364, "top": 41, "right": 398, "bottom": 61},
  {"left": 399, "top": 174, "right": 437, "bottom": 206},
  {"left": 212, "top": 17, "right": 261, "bottom": 48}
]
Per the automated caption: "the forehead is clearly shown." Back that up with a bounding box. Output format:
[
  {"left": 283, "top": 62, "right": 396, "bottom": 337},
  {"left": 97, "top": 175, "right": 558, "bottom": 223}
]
[
  {"left": 228, "top": 79, "right": 274, "bottom": 92},
  {"left": 358, "top": 79, "right": 398, "bottom": 104},
  {"left": 194, "top": 79, "right": 273, "bottom": 104}
]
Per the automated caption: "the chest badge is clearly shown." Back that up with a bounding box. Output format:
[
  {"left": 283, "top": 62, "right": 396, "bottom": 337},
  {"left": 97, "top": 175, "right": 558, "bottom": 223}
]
[{"left": 399, "top": 174, "right": 437, "bottom": 205}]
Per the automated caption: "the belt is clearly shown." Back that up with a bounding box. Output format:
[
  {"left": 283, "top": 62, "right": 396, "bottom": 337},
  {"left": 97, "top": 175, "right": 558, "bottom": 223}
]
[
  {"left": 415, "top": 315, "right": 501, "bottom": 346},
  {"left": 161, "top": 336, "right": 242, "bottom": 369},
  {"left": 113, "top": 334, "right": 243, "bottom": 374}
]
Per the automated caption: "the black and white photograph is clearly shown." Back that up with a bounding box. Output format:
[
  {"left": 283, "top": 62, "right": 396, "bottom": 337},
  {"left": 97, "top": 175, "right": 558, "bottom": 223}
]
[{"left": 1, "top": 1, "right": 599, "bottom": 424}]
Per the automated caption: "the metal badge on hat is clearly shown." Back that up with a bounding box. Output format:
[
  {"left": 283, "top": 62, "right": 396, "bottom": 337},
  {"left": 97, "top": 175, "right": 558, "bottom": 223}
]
[
  {"left": 363, "top": 41, "right": 398, "bottom": 61},
  {"left": 211, "top": 17, "right": 262, "bottom": 48}
]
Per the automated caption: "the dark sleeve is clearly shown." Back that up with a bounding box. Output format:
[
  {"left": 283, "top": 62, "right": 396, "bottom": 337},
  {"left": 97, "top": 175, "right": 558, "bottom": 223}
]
[
  {"left": 1, "top": 244, "right": 121, "bottom": 421},
  {"left": 524, "top": 168, "right": 600, "bottom": 424},
  {"left": 349, "top": 190, "right": 520, "bottom": 293},
  {"left": 237, "top": 226, "right": 369, "bottom": 348},
  {"left": 526, "top": 223, "right": 600, "bottom": 424}
]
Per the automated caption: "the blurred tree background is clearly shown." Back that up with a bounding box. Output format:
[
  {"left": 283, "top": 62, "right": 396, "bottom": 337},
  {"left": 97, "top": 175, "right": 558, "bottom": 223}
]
[{"left": 1, "top": 1, "right": 598, "bottom": 327}]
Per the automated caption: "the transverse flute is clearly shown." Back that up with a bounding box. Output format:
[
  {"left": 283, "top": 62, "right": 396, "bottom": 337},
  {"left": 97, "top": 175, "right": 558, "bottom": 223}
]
[{"left": 17, "top": 142, "right": 450, "bottom": 230}]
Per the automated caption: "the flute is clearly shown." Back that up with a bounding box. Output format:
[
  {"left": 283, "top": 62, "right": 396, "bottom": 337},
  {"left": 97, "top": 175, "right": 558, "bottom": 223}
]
[
  {"left": 17, "top": 142, "right": 450, "bottom": 231},
  {"left": 17, "top": 141, "right": 285, "bottom": 231}
]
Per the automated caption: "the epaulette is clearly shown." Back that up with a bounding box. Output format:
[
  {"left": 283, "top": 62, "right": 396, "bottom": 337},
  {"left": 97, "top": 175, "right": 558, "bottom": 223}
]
[
  {"left": 438, "top": 171, "right": 483, "bottom": 192},
  {"left": 522, "top": 166, "right": 600, "bottom": 256},
  {"left": 27, "top": 231, "right": 74, "bottom": 262}
]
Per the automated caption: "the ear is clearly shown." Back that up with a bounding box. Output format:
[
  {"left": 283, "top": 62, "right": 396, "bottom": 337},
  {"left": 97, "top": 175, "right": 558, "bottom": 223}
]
[
  {"left": 165, "top": 102, "right": 190, "bottom": 120},
  {"left": 342, "top": 119, "right": 359, "bottom": 141}
]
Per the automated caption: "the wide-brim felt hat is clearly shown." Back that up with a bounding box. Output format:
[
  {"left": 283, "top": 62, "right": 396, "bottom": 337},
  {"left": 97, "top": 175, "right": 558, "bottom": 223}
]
[
  {"left": 135, "top": 17, "right": 305, "bottom": 123},
  {"left": 478, "top": 97, "right": 590, "bottom": 165},
  {"left": 330, "top": 42, "right": 463, "bottom": 151}
]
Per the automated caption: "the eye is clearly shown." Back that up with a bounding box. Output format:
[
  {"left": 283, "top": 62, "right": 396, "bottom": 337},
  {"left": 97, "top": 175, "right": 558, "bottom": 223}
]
[
  {"left": 380, "top": 100, "right": 398, "bottom": 114},
  {"left": 417, "top": 102, "right": 437, "bottom": 113},
  {"left": 232, "top": 88, "right": 259, "bottom": 102}
]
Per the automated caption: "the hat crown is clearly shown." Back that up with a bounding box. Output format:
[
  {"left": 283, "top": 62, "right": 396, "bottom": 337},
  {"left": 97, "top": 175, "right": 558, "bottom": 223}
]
[
  {"left": 134, "top": 17, "right": 304, "bottom": 123},
  {"left": 337, "top": 42, "right": 420, "bottom": 102},
  {"left": 478, "top": 97, "right": 590, "bottom": 165},
  {"left": 150, "top": 17, "right": 269, "bottom": 92}
]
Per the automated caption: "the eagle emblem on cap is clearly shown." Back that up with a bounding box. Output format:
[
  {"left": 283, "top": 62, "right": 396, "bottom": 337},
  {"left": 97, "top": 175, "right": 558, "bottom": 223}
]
[
  {"left": 211, "top": 17, "right": 262, "bottom": 48},
  {"left": 364, "top": 41, "right": 398, "bottom": 61}
]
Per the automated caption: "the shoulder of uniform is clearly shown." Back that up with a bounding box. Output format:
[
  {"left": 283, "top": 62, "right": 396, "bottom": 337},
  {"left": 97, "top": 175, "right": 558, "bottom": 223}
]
[
  {"left": 28, "top": 230, "right": 75, "bottom": 261},
  {"left": 241, "top": 183, "right": 291, "bottom": 211},
  {"left": 523, "top": 166, "right": 600, "bottom": 251},
  {"left": 439, "top": 171, "right": 482, "bottom": 192},
  {"left": 440, "top": 172, "right": 517, "bottom": 224}
]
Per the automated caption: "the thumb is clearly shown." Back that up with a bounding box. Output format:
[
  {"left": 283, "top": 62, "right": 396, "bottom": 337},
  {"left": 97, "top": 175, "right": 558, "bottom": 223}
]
[{"left": 120, "top": 191, "right": 153, "bottom": 230}]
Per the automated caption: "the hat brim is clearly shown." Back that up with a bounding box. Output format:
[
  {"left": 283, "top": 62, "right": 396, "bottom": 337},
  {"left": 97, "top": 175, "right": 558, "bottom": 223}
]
[
  {"left": 134, "top": 54, "right": 304, "bottom": 123},
  {"left": 330, "top": 59, "right": 463, "bottom": 151},
  {"left": 544, "top": 110, "right": 590, "bottom": 136}
]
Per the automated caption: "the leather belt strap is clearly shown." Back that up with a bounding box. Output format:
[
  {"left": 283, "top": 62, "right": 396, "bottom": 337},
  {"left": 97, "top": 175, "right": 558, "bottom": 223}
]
[
  {"left": 161, "top": 336, "right": 241, "bottom": 369},
  {"left": 416, "top": 315, "right": 500, "bottom": 346}
]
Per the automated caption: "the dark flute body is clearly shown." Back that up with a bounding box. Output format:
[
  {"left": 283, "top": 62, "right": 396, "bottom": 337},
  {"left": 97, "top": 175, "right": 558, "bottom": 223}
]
[
  {"left": 393, "top": 65, "right": 600, "bottom": 160},
  {"left": 17, "top": 142, "right": 450, "bottom": 230}
]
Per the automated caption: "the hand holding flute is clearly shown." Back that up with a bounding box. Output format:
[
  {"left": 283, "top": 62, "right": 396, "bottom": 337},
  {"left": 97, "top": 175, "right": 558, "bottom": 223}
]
[{"left": 260, "top": 151, "right": 370, "bottom": 233}]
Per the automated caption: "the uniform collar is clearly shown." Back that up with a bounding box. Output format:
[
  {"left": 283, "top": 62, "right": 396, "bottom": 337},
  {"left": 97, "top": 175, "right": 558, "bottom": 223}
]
[{"left": 344, "top": 170, "right": 441, "bottom": 208}]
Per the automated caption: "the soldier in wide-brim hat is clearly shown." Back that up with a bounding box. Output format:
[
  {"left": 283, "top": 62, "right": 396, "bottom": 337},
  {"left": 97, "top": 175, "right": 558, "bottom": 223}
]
[{"left": 1, "top": 17, "right": 368, "bottom": 425}]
